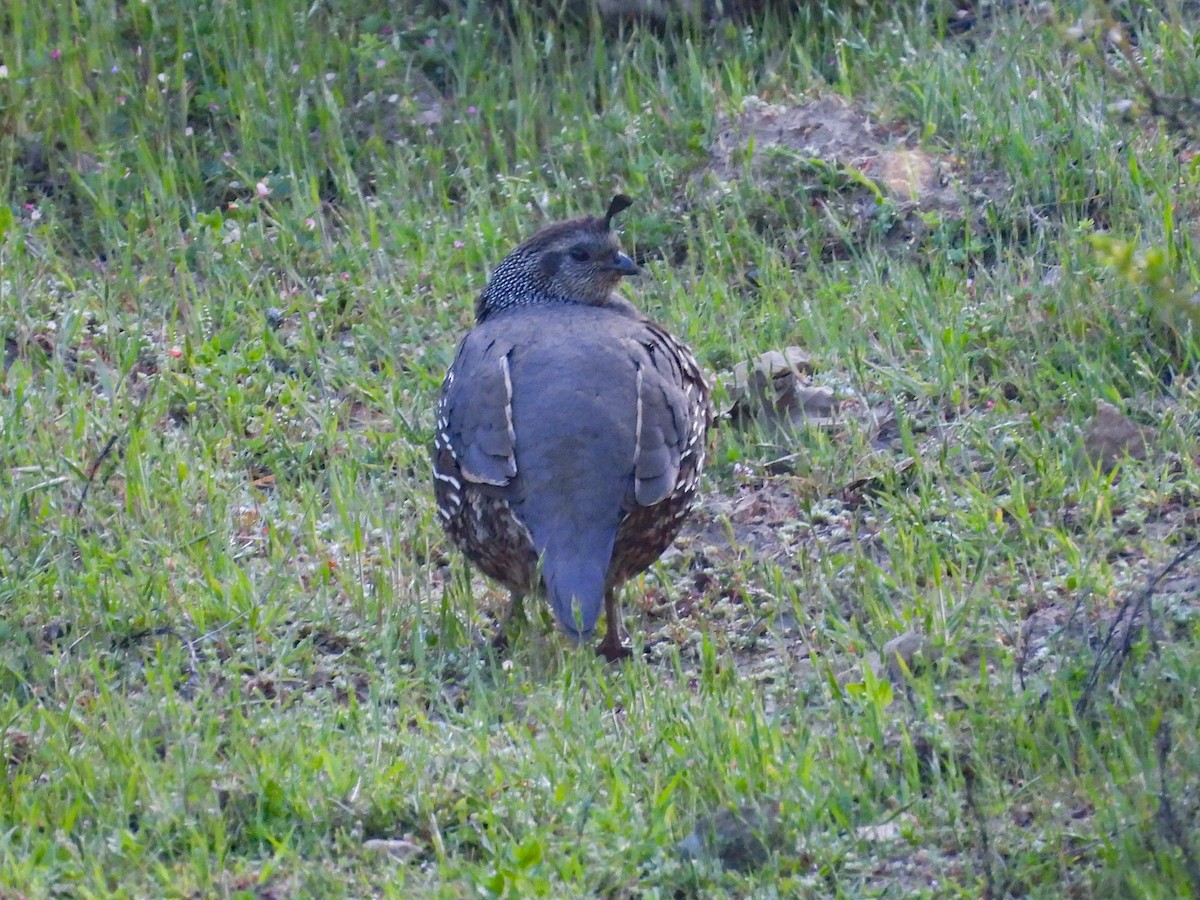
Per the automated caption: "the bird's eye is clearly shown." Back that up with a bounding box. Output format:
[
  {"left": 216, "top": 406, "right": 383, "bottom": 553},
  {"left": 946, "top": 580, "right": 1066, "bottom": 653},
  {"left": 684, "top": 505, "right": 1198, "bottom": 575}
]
[{"left": 568, "top": 246, "right": 590, "bottom": 262}]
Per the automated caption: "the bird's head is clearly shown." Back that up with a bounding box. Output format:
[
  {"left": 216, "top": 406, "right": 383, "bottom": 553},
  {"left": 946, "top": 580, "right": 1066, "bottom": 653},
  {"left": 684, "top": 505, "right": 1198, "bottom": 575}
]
[{"left": 475, "top": 195, "right": 640, "bottom": 322}]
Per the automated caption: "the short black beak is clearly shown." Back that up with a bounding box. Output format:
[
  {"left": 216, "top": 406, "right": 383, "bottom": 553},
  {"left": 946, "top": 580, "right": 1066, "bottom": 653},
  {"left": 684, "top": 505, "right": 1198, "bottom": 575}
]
[{"left": 609, "top": 252, "right": 640, "bottom": 277}]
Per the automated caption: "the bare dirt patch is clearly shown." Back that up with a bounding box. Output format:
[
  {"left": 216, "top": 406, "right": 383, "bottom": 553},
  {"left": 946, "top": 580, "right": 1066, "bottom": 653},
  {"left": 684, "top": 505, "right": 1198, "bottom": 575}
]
[{"left": 692, "top": 93, "right": 1012, "bottom": 262}]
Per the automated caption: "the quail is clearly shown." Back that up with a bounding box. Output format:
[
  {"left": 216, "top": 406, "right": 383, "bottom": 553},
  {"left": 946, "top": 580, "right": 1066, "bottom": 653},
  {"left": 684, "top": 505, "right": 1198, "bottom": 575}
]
[{"left": 433, "top": 196, "right": 712, "bottom": 661}]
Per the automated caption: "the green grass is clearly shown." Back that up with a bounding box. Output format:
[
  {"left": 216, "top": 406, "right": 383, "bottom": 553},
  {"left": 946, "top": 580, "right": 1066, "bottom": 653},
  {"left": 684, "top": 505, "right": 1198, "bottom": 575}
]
[{"left": 2, "top": 0, "right": 1199, "bottom": 895}]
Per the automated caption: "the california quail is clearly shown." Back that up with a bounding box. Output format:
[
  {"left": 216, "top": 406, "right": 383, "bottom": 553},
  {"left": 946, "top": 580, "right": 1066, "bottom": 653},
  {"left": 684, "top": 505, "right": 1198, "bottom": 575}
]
[{"left": 433, "top": 196, "right": 712, "bottom": 660}]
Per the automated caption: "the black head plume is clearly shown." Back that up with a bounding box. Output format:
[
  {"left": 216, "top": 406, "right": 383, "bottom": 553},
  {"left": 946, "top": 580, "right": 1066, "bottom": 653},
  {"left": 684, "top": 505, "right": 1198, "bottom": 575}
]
[{"left": 604, "top": 195, "right": 633, "bottom": 229}]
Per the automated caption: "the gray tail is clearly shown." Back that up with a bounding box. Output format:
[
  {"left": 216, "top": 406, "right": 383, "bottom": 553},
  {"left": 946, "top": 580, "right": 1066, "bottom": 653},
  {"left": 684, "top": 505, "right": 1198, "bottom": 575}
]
[{"left": 537, "top": 530, "right": 615, "bottom": 641}]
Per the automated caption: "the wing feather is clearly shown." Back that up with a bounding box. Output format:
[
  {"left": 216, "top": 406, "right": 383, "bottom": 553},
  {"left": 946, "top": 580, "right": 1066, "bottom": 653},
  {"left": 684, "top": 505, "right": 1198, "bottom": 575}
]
[{"left": 439, "top": 334, "right": 518, "bottom": 488}]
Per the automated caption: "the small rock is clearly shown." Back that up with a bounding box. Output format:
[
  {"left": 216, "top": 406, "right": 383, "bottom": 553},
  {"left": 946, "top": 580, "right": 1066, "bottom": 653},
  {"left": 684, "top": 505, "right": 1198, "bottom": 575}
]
[
  {"left": 882, "top": 630, "right": 940, "bottom": 684},
  {"left": 723, "top": 347, "right": 830, "bottom": 433},
  {"left": 836, "top": 652, "right": 882, "bottom": 689},
  {"left": 855, "top": 820, "right": 902, "bottom": 842},
  {"left": 363, "top": 838, "right": 422, "bottom": 862},
  {"left": 1040, "top": 265, "right": 1065, "bottom": 287},
  {"left": 677, "top": 800, "right": 785, "bottom": 871},
  {"left": 1081, "top": 402, "right": 1155, "bottom": 473},
  {"left": 729, "top": 348, "right": 815, "bottom": 397},
  {"left": 40, "top": 618, "right": 71, "bottom": 648},
  {"left": 2, "top": 729, "right": 33, "bottom": 768},
  {"left": 876, "top": 148, "right": 938, "bottom": 203}
]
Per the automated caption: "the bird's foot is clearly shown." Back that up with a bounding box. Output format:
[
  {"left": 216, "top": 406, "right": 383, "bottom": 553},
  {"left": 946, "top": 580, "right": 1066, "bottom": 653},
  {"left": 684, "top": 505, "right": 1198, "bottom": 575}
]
[
  {"left": 595, "top": 637, "right": 633, "bottom": 663},
  {"left": 490, "top": 627, "right": 511, "bottom": 655},
  {"left": 485, "top": 591, "right": 527, "bottom": 656}
]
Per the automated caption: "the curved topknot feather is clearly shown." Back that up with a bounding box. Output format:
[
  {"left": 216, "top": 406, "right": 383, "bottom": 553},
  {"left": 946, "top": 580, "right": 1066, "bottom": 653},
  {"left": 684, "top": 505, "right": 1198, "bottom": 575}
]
[{"left": 604, "top": 194, "right": 633, "bottom": 229}]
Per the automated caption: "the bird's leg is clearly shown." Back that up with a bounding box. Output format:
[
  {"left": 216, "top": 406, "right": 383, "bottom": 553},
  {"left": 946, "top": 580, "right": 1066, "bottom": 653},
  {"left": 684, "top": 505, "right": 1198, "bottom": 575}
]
[
  {"left": 596, "top": 588, "right": 632, "bottom": 662},
  {"left": 491, "top": 589, "right": 526, "bottom": 653}
]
